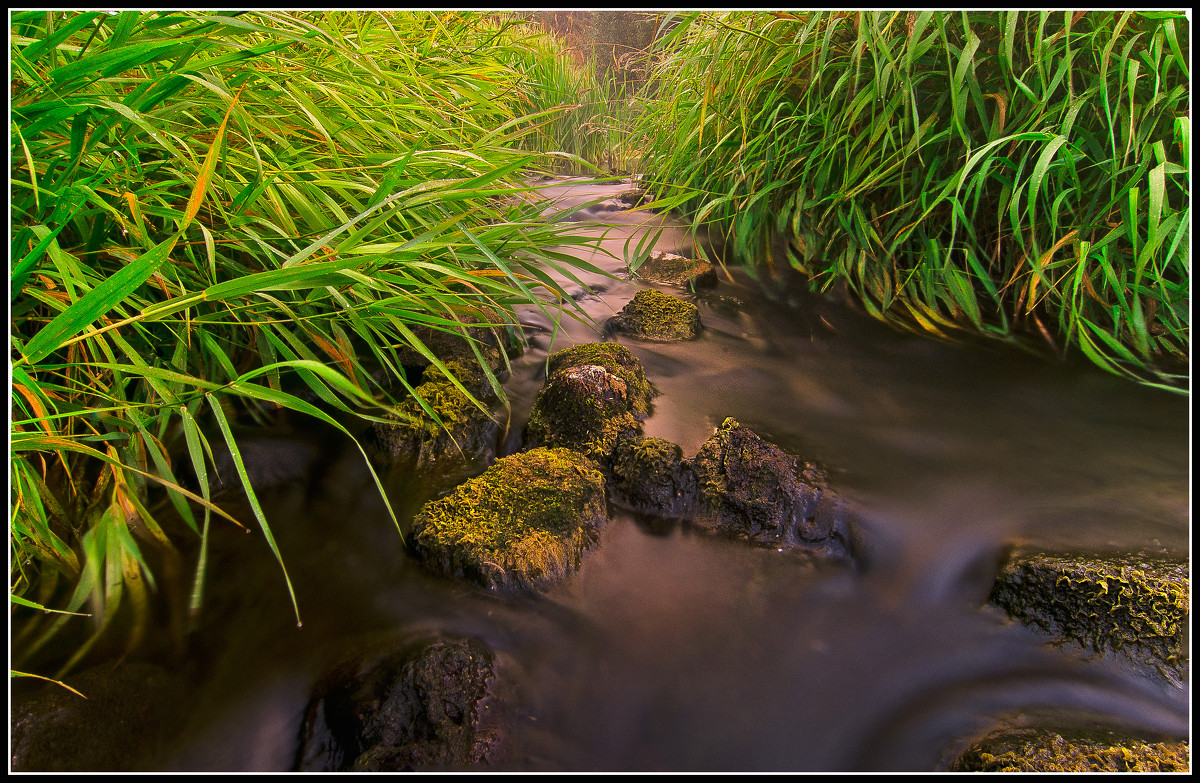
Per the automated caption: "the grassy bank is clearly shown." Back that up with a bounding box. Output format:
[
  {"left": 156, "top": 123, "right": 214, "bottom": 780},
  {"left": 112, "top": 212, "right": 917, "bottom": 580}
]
[
  {"left": 633, "top": 11, "right": 1189, "bottom": 390},
  {"left": 10, "top": 10, "right": 618, "bottom": 674}
]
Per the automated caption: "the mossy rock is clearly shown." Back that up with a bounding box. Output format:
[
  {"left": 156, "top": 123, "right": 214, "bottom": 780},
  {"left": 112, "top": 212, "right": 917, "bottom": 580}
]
[
  {"left": 372, "top": 359, "right": 503, "bottom": 471},
  {"left": 410, "top": 448, "right": 608, "bottom": 591},
  {"left": 609, "top": 435, "right": 695, "bottom": 517},
  {"left": 950, "top": 727, "right": 1189, "bottom": 772},
  {"left": 524, "top": 364, "right": 643, "bottom": 464},
  {"left": 632, "top": 250, "right": 718, "bottom": 290},
  {"left": 392, "top": 321, "right": 520, "bottom": 379},
  {"left": 545, "top": 341, "right": 656, "bottom": 417},
  {"left": 297, "top": 634, "right": 503, "bottom": 771},
  {"left": 988, "top": 551, "right": 1188, "bottom": 680},
  {"left": 689, "top": 418, "right": 850, "bottom": 557},
  {"left": 607, "top": 289, "right": 701, "bottom": 341}
]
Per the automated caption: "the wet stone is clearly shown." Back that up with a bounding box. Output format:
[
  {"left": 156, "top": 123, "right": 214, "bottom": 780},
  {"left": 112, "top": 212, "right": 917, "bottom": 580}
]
[
  {"left": 632, "top": 250, "right": 718, "bottom": 290},
  {"left": 524, "top": 364, "right": 642, "bottom": 463},
  {"left": 11, "top": 661, "right": 190, "bottom": 772},
  {"left": 689, "top": 417, "right": 851, "bottom": 559},
  {"left": 296, "top": 635, "right": 503, "bottom": 772},
  {"left": 545, "top": 341, "right": 656, "bottom": 417},
  {"left": 410, "top": 448, "right": 608, "bottom": 592},
  {"left": 949, "top": 726, "right": 1190, "bottom": 772},
  {"left": 390, "top": 321, "right": 519, "bottom": 381},
  {"left": 609, "top": 435, "right": 695, "bottom": 517},
  {"left": 607, "top": 289, "right": 702, "bottom": 341},
  {"left": 988, "top": 551, "right": 1189, "bottom": 683}
]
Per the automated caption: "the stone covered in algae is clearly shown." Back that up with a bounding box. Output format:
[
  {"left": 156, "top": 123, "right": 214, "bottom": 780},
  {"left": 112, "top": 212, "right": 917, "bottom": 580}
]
[
  {"left": 950, "top": 727, "right": 1189, "bottom": 772},
  {"left": 372, "top": 358, "right": 502, "bottom": 471},
  {"left": 607, "top": 289, "right": 701, "bottom": 341},
  {"left": 609, "top": 435, "right": 695, "bottom": 517},
  {"left": 525, "top": 343, "right": 656, "bottom": 463},
  {"left": 689, "top": 417, "right": 849, "bottom": 557},
  {"left": 410, "top": 448, "right": 608, "bottom": 591},
  {"left": 545, "top": 341, "right": 655, "bottom": 417},
  {"left": 632, "top": 250, "right": 718, "bottom": 290},
  {"left": 297, "top": 634, "right": 503, "bottom": 771},
  {"left": 988, "top": 551, "right": 1188, "bottom": 679}
]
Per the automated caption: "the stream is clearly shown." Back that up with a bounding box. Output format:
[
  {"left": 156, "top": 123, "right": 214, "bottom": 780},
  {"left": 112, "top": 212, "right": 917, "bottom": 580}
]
[{"left": 17, "top": 178, "right": 1190, "bottom": 771}]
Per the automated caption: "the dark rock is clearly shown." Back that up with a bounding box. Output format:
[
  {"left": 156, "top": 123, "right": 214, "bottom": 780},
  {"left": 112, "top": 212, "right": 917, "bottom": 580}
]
[
  {"left": 607, "top": 289, "right": 702, "bottom": 341},
  {"left": 524, "top": 342, "right": 656, "bottom": 464},
  {"left": 949, "top": 726, "right": 1189, "bottom": 772},
  {"left": 204, "top": 429, "right": 338, "bottom": 495},
  {"left": 297, "top": 635, "right": 503, "bottom": 772},
  {"left": 609, "top": 435, "right": 695, "bottom": 517},
  {"left": 988, "top": 551, "right": 1188, "bottom": 682},
  {"left": 11, "top": 661, "right": 189, "bottom": 771},
  {"left": 689, "top": 418, "right": 850, "bottom": 558},
  {"left": 410, "top": 448, "right": 608, "bottom": 592}
]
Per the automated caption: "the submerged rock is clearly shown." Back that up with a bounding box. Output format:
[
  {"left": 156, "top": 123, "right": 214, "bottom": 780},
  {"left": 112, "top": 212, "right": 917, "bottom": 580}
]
[
  {"left": 525, "top": 342, "right": 656, "bottom": 463},
  {"left": 949, "top": 726, "right": 1189, "bottom": 772},
  {"left": 11, "top": 661, "right": 190, "bottom": 771},
  {"left": 689, "top": 418, "right": 850, "bottom": 558},
  {"left": 410, "top": 448, "right": 608, "bottom": 591},
  {"left": 988, "top": 551, "right": 1189, "bottom": 682},
  {"left": 607, "top": 289, "right": 702, "bottom": 341},
  {"left": 632, "top": 250, "right": 718, "bottom": 290},
  {"left": 372, "top": 358, "right": 503, "bottom": 471},
  {"left": 297, "top": 635, "right": 503, "bottom": 772}
]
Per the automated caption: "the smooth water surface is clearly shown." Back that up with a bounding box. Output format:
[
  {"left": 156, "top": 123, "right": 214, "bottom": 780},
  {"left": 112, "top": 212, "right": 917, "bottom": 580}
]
[{"left": 32, "top": 178, "right": 1191, "bottom": 772}]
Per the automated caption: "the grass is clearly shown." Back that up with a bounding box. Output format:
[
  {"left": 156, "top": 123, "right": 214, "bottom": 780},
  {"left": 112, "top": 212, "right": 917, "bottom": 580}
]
[
  {"left": 632, "top": 11, "right": 1189, "bottom": 390},
  {"left": 501, "top": 21, "right": 644, "bottom": 174},
  {"left": 9, "top": 10, "right": 620, "bottom": 676}
]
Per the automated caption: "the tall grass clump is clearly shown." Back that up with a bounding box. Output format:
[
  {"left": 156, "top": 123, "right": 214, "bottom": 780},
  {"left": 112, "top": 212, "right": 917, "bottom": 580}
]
[
  {"left": 502, "top": 22, "right": 645, "bottom": 173},
  {"left": 10, "top": 10, "right": 610, "bottom": 675},
  {"left": 635, "top": 11, "right": 1189, "bottom": 389},
  {"left": 501, "top": 25, "right": 611, "bottom": 172}
]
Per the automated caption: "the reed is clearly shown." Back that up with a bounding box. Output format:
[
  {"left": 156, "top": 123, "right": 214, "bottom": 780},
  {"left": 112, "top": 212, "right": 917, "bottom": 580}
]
[
  {"left": 634, "top": 11, "right": 1189, "bottom": 390},
  {"left": 10, "top": 10, "right": 612, "bottom": 672},
  {"left": 502, "top": 22, "right": 643, "bottom": 173}
]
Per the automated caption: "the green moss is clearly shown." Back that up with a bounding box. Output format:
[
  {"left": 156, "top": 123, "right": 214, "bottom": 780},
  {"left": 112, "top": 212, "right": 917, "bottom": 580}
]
[
  {"left": 632, "top": 251, "right": 718, "bottom": 290},
  {"left": 373, "top": 359, "right": 501, "bottom": 468},
  {"left": 607, "top": 289, "right": 701, "bottom": 341},
  {"left": 989, "top": 552, "right": 1189, "bottom": 677},
  {"left": 951, "top": 728, "right": 1190, "bottom": 772},
  {"left": 546, "top": 342, "right": 655, "bottom": 416},
  {"left": 411, "top": 448, "right": 607, "bottom": 591},
  {"left": 524, "top": 365, "right": 641, "bottom": 463},
  {"left": 609, "top": 435, "right": 694, "bottom": 515}
]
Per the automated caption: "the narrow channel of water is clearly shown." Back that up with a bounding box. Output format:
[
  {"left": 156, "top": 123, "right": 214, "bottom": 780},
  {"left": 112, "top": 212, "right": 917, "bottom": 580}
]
[{"left": 25, "top": 178, "right": 1189, "bottom": 771}]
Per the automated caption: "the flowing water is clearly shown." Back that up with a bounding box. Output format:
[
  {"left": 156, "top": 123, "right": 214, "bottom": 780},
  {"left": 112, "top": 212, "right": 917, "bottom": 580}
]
[{"left": 19, "top": 178, "right": 1190, "bottom": 771}]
